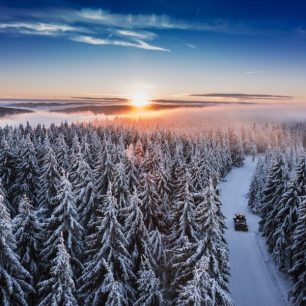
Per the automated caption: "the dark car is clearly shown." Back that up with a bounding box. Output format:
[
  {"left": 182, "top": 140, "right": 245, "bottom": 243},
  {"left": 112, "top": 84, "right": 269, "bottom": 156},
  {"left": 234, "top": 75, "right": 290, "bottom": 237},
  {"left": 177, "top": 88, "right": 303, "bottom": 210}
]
[{"left": 233, "top": 213, "right": 248, "bottom": 231}]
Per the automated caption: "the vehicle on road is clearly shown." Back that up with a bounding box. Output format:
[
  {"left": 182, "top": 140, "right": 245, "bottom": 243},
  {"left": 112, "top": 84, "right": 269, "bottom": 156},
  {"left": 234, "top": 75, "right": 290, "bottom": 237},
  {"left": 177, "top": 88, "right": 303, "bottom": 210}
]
[{"left": 233, "top": 213, "right": 248, "bottom": 231}]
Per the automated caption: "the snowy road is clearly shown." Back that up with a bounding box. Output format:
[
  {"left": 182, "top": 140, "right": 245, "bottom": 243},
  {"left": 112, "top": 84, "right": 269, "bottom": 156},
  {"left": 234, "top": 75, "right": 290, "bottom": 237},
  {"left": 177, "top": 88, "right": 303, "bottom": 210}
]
[{"left": 220, "top": 156, "right": 290, "bottom": 306}]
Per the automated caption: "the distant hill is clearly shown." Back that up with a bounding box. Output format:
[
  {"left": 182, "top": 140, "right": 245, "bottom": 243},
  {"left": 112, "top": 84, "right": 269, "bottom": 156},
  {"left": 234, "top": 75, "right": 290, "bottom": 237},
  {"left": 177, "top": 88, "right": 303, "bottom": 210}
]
[{"left": 0, "top": 107, "right": 33, "bottom": 117}]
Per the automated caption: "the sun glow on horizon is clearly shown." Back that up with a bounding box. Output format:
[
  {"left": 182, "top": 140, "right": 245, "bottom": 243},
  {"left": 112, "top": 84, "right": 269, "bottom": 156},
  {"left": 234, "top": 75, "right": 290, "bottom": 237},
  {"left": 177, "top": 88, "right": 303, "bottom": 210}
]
[{"left": 131, "top": 91, "right": 150, "bottom": 107}]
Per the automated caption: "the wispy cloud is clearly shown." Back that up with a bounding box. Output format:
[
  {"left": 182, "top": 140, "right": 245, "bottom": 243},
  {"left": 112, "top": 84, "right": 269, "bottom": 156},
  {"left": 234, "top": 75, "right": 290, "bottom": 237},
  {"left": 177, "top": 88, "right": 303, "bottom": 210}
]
[
  {"left": 0, "top": 20, "right": 169, "bottom": 51},
  {"left": 115, "top": 29, "right": 157, "bottom": 40},
  {"left": 75, "top": 8, "right": 207, "bottom": 31},
  {"left": 190, "top": 93, "right": 293, "bottom": 100},
  {"left": 0, "top": 22, "right": 76, "bottom": 36},
  {"left": 72, "top": 35, "right": 169, "bottom": 51},
  {"left": 0, "top": 6, "right": 256, "bottom": 52},
  {"left": 152, "top": 99, "right": 255, "bottom": 105}
]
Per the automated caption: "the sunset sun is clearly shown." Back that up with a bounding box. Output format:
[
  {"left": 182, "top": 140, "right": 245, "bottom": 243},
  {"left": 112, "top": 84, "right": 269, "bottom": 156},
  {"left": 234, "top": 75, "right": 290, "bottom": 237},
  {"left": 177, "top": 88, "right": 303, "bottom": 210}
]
[{"left": 131, "top": 92, "right": 150, "bottom": 107}]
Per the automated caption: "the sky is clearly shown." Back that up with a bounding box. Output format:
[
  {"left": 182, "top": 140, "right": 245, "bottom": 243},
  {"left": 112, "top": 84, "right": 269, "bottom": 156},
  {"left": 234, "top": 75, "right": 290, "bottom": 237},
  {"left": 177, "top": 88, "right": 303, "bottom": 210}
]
[{"left": 1, "top": 0, "right": 306, "bottom": 103}]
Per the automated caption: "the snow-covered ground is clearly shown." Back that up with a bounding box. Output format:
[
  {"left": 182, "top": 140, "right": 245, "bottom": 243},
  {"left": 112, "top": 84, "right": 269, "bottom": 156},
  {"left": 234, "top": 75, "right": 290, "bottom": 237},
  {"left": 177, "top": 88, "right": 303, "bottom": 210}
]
[{"left": 220, "top": 156, "right": 292, "bottom": 306}]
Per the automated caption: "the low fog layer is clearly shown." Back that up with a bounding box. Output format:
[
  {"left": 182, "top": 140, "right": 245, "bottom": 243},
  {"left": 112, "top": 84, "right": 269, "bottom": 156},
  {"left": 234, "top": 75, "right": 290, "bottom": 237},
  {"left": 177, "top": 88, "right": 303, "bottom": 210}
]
[{"left": 0, "top": 99, "right": 306, "bottom": 128}]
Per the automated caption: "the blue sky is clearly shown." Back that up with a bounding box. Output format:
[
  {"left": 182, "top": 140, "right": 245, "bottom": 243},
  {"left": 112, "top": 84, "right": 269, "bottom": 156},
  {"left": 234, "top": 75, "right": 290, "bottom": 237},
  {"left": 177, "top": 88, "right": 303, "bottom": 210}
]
[{"left": 1, "top": 0, "right": 306, "bottom": 102}]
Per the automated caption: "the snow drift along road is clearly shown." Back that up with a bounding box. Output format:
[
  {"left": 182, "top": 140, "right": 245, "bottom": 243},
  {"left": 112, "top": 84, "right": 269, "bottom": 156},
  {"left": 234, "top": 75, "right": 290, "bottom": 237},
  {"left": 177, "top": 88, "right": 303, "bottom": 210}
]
[{"left": 220, "top": 156, "right": 289, "bottom": 306}]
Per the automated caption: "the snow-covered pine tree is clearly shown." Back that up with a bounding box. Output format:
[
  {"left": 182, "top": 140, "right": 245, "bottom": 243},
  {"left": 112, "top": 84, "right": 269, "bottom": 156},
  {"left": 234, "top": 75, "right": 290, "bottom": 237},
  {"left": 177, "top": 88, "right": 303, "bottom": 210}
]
[
  {"left": 71, "top": 157, "right": 97, "bottom": 230},
  {"left": 37, "top": 139, "right": 60, "bottom": 218},
  {"left": 12, "top": 135, "right": 40, "bottom": 207},
  {"left": 248, "top": 157, "right": 268, "bottom": 213},
  {"left": 38, "top": 233, "right": 78, "bottom": 306},
  {"left": 122, "top": 189, "right": 153, "bottom": 274},
  {"left": 0, "top": 195, "right": 34, "bottom": 305},
  {"left": 176, "top": 257, "right": 213, "bottom": 306},
  {"left": 13, "top": 194, "right": 42, "bottom": 300},
  {"left": 53, "top": 134, "right": 69, "bottom": 170},
  {"left": 95, "top": 149, "right": 115, "bottom": 202},
  {"left": 169, "top": 168, "right": 191, "bottom": 230},
  {"left": 189, "top": 147, "right": 207, "bottom": 193},
  {"left": 170, "top": 179, "right": 197, "bottom": 248},
  {"left": 138, "top": 172, "right": 165, "bottom": 232},
  {"left": 289, "top": 196, "right": 306, "bottom": 305},
  {"left": 0, "top": 139, "right": 17, "bottom": 213},
  {"left": 113, "top": 160, "right": 130, "bottom": 209},
  {"left": 125, "top": 146, "right": 139, "bottom": 191},
  {"left": 294, "top": 153, "right": 306, "bottom": 196},
  {"left": 168, "top": 178, "right": 199, "bottom": 297},
  {"left": 67, "top": 149, "right": 98, "bottom": 227},
  {"left": 36, "top": 134, "right": 51, "bottom": 169},
  {"left": 79, "top": 185, "right": 135, "bottom": 305},
  {"left": 195, "top": 179, "right": 230, "bottom": 291},
  {"left": 70, "top": 133, "right": 81, "bottom": 156},
  {"left": 155, "top": 165, "right": 171, "bottom": 215},
  {"left": 148, "top": 229, "right": 165, "bottom": 267},
  {"left": 68, "top": 148, "right": 85, "bottom": 185},
  {"left": 259, "top": 156, "right": 286, "bottom": 252},
  {"left": 228, "top": 128, "right": 245, "bottom": 167},
  {"left": 81, "top": 133, "right": 94, "bottom": 167},
  {"left": 41, "top": 170, "right": 84, "bottom": 277},
  {"left": 0, "top": 179, "right": 14, "bottom": 215},
  {"left": 102, "top": 274, "right": 127, "bottom": 306},
  {"left": 142, "top": 144, "right": 161, "bottom": 175},
  {"left": 87, "top": 130, "right": 102, "bottom": 168},
  {"left": 135, "top": 256, "right": 165, "bottom": 306},
  {"left": 272, "top": 179, "right": 300, "bottom": 269},
  {"left": 170, "top": 143, "right": 186, "bottom": 200}
]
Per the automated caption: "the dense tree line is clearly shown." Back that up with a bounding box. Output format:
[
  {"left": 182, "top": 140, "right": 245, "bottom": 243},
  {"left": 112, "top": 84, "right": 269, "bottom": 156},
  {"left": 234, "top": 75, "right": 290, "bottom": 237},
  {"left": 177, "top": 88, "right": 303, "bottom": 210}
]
[
  {"left": 249, "top": 139, "right": 306, "bottom": 305},
  {"left": 0, "top": 122, "right": 250, "bottom": 306}
]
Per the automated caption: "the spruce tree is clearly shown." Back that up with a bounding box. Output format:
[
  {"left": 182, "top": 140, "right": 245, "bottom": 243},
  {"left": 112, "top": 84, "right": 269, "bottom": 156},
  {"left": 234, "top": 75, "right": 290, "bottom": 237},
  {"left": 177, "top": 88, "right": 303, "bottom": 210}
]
[
  {"left": 37, "top": 141, "right": 60, "bottom": 218},
  {"left": 248, "top": 157, "right": 267, "bottom": 213},
  {"left": 0, "top": 179, "right": 14, "bottom": 215},
  {"left": 294, "top": 153, "right": 306, "bottom": 196},
  {"left": 113, "top": 161, "right": 130, "bottom": 209},
  {"left": 194, "top": 179, "right": 230, "bottom": 293},
  {"left": 81, "top": 133, "right": 94, "bottom": 167},
  {"left": 53, "top": 134, "right": 69, "bottom": 170},
  {"left": 135, "top": 256, "right": 164, "bottom": 306},
  {"left": 38, "top": 234, "right": 78, "bottom": 306},
  {"left": 79, "top": 185, "right": 135, "bottom": 305},
  {"left": 41, "top": 171, "right": 84, "bottom": 277},
  {"left": 13, "top": 194, "right": 42, "bottom": 298},
  {"left": 0, "top": 140, "right": 17, "bottom": 213},
  {"left": 176, "top": 258, "right": 213, "bottom": 306},
  {"left": 0, "top": 195, "right": 33, "bottom": 305},
  {"left": 138, "top": 173, "right": 165, "bottom": 232},
  {"left": 125, "top": 147, "right": 139, "bottom": 191},
  {"left": 228, "top": 128, "right": 245, "bottom": 167},
  {"left": 12, "top": 135, "right": 39, "bottom": 207},
  {"left": 123, "top": 190, "right": 153, "bottom": 273},
  {"left": 259, "top": 156, "right": 286, "bottom": 252},
  {"left": 289, "top": 197, "right": 306, "bottom": 305},
  {"left": 272, "top": 180, "right": 300, "bottom": 269},
  {"left": 148, "top": 229, "right": 165, "bottom": 266},
  {"left": 71, "top": 158, "right": 97, "bottom": 230},
  {"left": 169, "top": 179, "right": 198, "bottom": 296},
  {"left": 95, "top": 150, "right": 115, "bottom": 201},
  {"left": 170, "top": 177, "right": 197, "bottom": 248}
]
